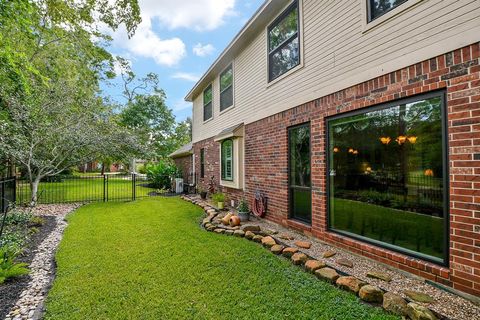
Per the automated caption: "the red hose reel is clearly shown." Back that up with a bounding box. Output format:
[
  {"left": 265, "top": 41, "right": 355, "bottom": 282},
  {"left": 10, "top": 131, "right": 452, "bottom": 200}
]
[{"left": 251, "top": 190, "right": 267, "bottom": 218}]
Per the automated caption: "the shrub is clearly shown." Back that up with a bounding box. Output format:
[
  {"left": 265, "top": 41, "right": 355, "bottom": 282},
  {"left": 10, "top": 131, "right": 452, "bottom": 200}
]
[
  {"left": 237, "top": 199, "right": 249, "bottom": 212},
  {"left": 4, "top": 210, "right": 32, "bottom": 226},
  {"left": 146, "top": 162, "right": 179, "bottom": 190},
  {"left": 0, "top": 247, "right": 29, "bottom": 284}
]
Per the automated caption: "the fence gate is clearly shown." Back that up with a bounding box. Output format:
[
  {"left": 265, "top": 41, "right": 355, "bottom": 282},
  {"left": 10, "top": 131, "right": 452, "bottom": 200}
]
[{"left": 0, "top": 177, "right": 16, "bottom": 213}]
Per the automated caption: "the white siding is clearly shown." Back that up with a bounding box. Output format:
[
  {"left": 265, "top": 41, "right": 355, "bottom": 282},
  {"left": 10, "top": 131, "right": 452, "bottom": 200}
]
[{"left": 192, "top": 0, "right": 480, "bottom": 143}]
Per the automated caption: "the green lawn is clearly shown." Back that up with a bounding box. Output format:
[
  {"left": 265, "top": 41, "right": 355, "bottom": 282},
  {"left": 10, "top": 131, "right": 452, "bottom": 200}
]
[
  {"left": 16, "top": 177, "right": 153, "bottom": 204},
  {"left": 44, "top": 198, "right": 398, "bottom": 320}
]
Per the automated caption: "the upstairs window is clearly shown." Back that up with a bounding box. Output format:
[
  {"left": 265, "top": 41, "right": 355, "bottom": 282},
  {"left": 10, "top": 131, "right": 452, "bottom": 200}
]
[
  {"left": 220, "top": 65, "right": 233, "bottom": 111},
  {"left": 203, "top": 85, "right": 213, "bottom": 121},
  {"left": 368, "top": 0, "right": 408, "bottom": 22},
  {"left": 268, "top": 1, "right": 300, "bottom": 82},
  {"left": 221, "top": 139, "right": 233, "bottom": 181}
]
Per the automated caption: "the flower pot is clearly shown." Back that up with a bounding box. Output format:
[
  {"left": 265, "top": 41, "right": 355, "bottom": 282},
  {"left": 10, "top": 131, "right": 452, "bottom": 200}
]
[
  {"left": 217, "top": 202, "right": 224, "bottom": 210},
  {"left": 200, "top": 191, "right": 207, "bottom": 199},
  {"left": 229, "top": 215, "right": 241, "bottom": 227},
  {"left": 238, "top": 211, "right": 250, "bottom": 222},
  {"left": 222, "top": 213, "right": 233, "bottom": 225}
]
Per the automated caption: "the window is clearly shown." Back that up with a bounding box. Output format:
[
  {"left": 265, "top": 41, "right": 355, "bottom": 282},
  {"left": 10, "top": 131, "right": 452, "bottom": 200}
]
[
  {"left": 268, "top": 1, "right": 300, "bottom": 82},
  {"left": 220, "top": 65, "right": 233, "bottom": 111},
  {"left": 288, "top": 123, "right": 311, "bottom": 223},
  {"left": 203, "top": 85, "right": 212, "bottom": 121},
  {"left": 221, "top": 139, "right": 233, "bottom": 181},
  {"left": 327, "top": 92, "right": 447, "bottom": 264},
  {"left": 368, "top": 0, "right": 408, "bottom": 22},
  {"left": 200, "top": 148, "right": 205, "bottom": 179}
]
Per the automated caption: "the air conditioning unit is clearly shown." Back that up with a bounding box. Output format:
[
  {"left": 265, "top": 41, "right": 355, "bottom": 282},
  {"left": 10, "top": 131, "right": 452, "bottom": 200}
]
[{"left": 174, "top": 178, "right": 184, "bottom": 194}]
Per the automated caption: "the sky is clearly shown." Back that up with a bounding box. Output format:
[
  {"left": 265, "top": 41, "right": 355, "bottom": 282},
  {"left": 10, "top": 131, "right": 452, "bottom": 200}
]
[{"left": 102, "top": 0, "right": 265, "bottom": 122}]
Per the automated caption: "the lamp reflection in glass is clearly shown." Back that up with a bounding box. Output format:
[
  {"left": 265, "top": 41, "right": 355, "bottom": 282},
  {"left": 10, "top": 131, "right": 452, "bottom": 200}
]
[
  {"left": 407, "top": 136, "right": 417, "bottom": 144},
  {"left": 348, "top": 148, "right": 354, "bottom": 154},
  {"left": 424, "top": 169, "right": 434, "bottom": 177},
  {"left": 396, "top": 135, "right": 407, "bottom": 145},
  {"left": 333, "top": 147, "right": 339, "bottom": 153},
  {"left": 353, "top": 150, "right": 359, "bottom": 155},
  {"left": 380, "top": 137, "right": 391, "bottom": 145}
]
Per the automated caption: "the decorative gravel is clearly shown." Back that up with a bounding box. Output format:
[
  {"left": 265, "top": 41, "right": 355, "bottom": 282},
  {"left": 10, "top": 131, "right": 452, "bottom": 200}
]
[
  {"left": 242, "top": 216, "right": 480, "bottom": 320},
  {"left": 5, "top": 204, "right": 81, "bottom": 320}
]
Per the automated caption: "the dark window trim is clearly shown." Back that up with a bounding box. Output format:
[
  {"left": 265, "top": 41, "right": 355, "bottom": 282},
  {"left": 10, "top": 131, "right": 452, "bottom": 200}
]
[
  {"left": 267, "top": 0, "right": 300, "bottom": 82},
  {"left": 325, "top": 90, "right": 449, "bottom": 266},
  {"left": 203, "top": 84, "right": 213, "bottom": 122},
  {"left": 220, "top": 64, "right": 233, "bottom": 111},
  {"left": 221, "top": 139, "right": 234, "bottom": 181},
  {"left": 367, "top": 0, "right": 409, "bottom": 22},
  {"left": 200, "top": 148, "right": 205, "bottom": 179},
  {"left": 288, "top": 122, "right": 312, "bottom": 224}
]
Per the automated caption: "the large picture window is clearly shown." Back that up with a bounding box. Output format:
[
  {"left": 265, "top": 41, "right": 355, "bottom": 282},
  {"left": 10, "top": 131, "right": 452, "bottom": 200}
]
[
  {"left": 289, "top": 123, "right": 311, "bottom": 223},
  {"left": 221, "top": 139, "right": 233, "bottom": 181},
  {"left": 268, "top": 1, "right": 300, "bottom": 82},
  {"left": 327, "top": 92, "right": 447, "bottom": 264},
  {"left": 220, "top": 65, "right": 233, "bottom": 111},
  {"left": 368, "top": 0, "right": 408, "bottom": 22},
  {"left": 203, "top": 85, "right": 213, "bottom": 121}
]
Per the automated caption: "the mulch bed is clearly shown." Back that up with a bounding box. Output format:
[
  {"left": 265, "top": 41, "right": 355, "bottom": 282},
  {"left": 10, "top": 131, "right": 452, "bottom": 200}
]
[{"left": 0, "top": 216, "right": 56, "bottom": 319}]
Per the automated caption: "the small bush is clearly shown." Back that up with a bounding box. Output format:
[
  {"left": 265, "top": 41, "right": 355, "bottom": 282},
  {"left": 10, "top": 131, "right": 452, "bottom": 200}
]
[
  {"left": 4, "top": 210, "right": 32, "bottom": 226},
  {"left": 146, "top": 162, "right": 179, "bottom": 190},
  {"left": 212, "top": 193, "right": 226, "bottom": 203},
  {"left": 0, "top": 247, "right": 29, "bottom": 284},
  {"left": 237, "top": 199, "right": 249, "bottom": 212}
]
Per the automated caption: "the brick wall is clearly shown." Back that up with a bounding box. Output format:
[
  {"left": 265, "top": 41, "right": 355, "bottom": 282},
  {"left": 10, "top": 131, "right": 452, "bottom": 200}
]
[
  {"left": 192, "top": 42, "right": 480, "bottom": 297},
  {"left": 172, "top": 155, "right": 193, "bottom": 183}
]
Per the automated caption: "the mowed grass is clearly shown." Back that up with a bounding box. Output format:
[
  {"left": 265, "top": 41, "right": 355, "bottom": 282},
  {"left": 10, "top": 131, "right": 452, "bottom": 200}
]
[
  {"left": 44, "top": 198, "right": 399, "bottom": 320},
  {"left": 16, "top": 177, "right": 153, "bottom": 204}
]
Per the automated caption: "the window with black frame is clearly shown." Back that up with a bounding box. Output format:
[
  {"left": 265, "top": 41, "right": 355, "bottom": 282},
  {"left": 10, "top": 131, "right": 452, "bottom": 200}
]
[
  {"left": 289, "top": 123, "right": 311, "bottom": 223},
  {"left": 268, "top": 1, "right": 300, "bottom": 82},
  {"left": 368, "top": 0, "right": 408, "bottom": 21},
  {"left": 220, "top": 65, "right": 233, "bottom": 111},
  {"left": 200, "top": 148, "right": 205, "bottom": 178},
  {"left": 221, "top": 139, "right": 233, "bottom": 181},
  {"left": 203, "top": 85, "right": 213, "bottom": 121},
  {"left": 327, "top": 92, "right": 447, "bottom": 264}
]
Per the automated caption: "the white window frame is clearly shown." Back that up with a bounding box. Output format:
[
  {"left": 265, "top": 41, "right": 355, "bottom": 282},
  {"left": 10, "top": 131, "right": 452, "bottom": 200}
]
[{"left": 362, "top": 0, "right": 424, "bottom": 33}]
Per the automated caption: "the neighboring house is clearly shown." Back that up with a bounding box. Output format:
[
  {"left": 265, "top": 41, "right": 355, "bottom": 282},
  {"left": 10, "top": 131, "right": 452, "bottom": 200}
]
[
  {"left": 169, "top": 142, "right": 194, "bottom": 184},
  {"left": 184, "top": 0, "right": 480, "bottom": 298}
]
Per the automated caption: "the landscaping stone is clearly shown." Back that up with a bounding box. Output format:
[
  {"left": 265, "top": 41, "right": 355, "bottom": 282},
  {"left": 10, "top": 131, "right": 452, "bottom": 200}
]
[
  {"left": 359, "top": 285, "right": 384, "bottom": 303},
  {"left": 282, "top": 247, "right": 299, "bottom": 258},
  {"left": 322, "top": 250, "right": 336, "bottom": 258},
  {"left": 382, "top": 292, "right": 408, "bottom": 316},
  {"left": 305, "top": 260, "right": 326, "bottom": 273},
  {"left": 253, "top": 235, "right": 264, "bottom": 243},
  {"left": 315, "top": 267, "right": 339, "bottom": 284},
  {"left": 271, "top": 245, "right": 285, "bottom": 255},
  {"left": 214, "top": 228, "right": 225, "bottom": 234},
  {"left": 291, "top": 252, "right": 308, "bottom": 265},
  {"left": 242, "top": 225, "right": 261, "bottom": 232},
  {"left": 407, "top": 303, "right": 438, "bottom": 320},
  {"left": 404, "top": 290, "right": 434, "bottom": 304},
  {"left": 278, "top": 233, "right": 294, "bottom": 240},
  {"left": 261, "top": 236, "right": 276, "bottom": 248},
  {"left": 295, "top": 241, "right": 312, "bottom": 249},
  {"left": 336, "top": 258, "right": 353, "bottom": 268},
  {"left": 207, "top": 225, "right": 216, "bottom": 232},
  {"left": 245, "top": 231, "right": 255, "bottom": 240},
  {"left": 225, "top": 230, "right": 234, "bottom": 236},
  {"left": 366, "top": 271, "right": 393, "bottom": 283},
  {"left": 233, "top": 230, "right": 245, "bottom": 237},
  {"left": 336, "top": 276, "right": 366, "bottom": 294}
]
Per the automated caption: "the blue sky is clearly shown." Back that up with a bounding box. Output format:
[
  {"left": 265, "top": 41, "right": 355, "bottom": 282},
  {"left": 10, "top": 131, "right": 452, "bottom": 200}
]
[{"left": 102, "top": 0, "right": 264, "bottom": 122}]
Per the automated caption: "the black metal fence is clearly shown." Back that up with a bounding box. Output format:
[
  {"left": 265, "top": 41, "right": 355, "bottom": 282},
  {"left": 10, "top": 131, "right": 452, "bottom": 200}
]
[{"left": 0, "top": 177, "right": 16, "bottom": 213}]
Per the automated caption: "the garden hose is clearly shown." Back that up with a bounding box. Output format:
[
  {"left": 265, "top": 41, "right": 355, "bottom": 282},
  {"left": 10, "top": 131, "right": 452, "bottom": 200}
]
[{"left": 252, "top": 190, "right": 267, "bottom": 218}]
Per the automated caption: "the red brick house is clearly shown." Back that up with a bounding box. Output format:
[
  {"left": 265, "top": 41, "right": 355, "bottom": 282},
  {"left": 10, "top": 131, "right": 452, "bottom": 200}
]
[
  {"left": 183, "top": 0, "right": 480, "bottom": 298},
  {"left": 169, "top": 143, "right": 194, "bottom": 184}
]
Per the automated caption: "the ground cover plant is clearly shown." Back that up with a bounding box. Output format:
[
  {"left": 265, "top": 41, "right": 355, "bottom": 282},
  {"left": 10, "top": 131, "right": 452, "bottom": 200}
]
[{"left": 44, "top": 197, "right": 398, "bottom": 320}]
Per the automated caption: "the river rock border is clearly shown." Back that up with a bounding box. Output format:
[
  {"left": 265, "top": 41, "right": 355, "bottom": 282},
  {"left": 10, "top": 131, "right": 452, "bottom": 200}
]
[
  {"left": 183, "top": 195, "right": 442, "bottom": 320},
  {"left": 5, "top": 204, "right": 81, "bottom": 320}
]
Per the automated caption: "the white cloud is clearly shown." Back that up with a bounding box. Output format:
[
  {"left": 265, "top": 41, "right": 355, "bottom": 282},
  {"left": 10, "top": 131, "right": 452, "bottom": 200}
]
[
  {"left": 193, "top": 43, "right": 215, "bottom": 57},
  {"left": 172, "top": 72, "right": 201, "bottom": 82}
]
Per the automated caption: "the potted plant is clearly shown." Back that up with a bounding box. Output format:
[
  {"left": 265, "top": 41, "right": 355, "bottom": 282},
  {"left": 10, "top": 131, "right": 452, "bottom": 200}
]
[
  {"left": 212, "top": 192, "right": 226, "bottom": 209},
  {"left": 198, "top": 186, "right": 207, "bottom": 200},
  {"left": 237, "top": 198, "right": 250, "bottom": 222}
]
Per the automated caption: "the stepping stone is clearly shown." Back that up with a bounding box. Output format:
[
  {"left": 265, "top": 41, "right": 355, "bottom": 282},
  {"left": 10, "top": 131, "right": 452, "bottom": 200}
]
[
  {"left": 291, "top": 252, "right": 308, "bottom": 265},
  {"left": 404, "top": 290, "right": 434, "bottom": 304},
  {"left": 263, "top": 228, "right": 278, "bottom": 235},
  {"left": 233, "top": 230, "right": 245, "bottom": 237},
  {"left": 261, "top": 236, "right": 276, "bottom": 248},
  {"left": 383, "top": 292, "right": 408, "bottom": 317},
  {"left": 295, "top": 241, "right": 312, "bottom": 249},
  {"left": 359, "top": 285, "right": 384, "bottom": 303},
  {"left": 225, "top": 230, "right": 234, "bottom": 236},
  {"left": 278, "top": 233, "right": 294, "bottom": 240},
  {"left": 245, "top": 231, "right": 255, "bottom": 240},
  {"left": 407, "top": 303, "right": 438, "bottom": 320},
  {"left": 336, "top": 276, "right": 366, "bottom": 294},
  {"left": 214, "top": 229, "right": 225, "bottom": 234},
  {"left": 323, "top": 250, "right": 336, "bottom": 258},
  {"left": 271, "top": 245, "right": 285, "bottom": 255},
  {"left": 253, "top": 235, "right": 264, "bottom": 243},
  {"left": 367, "top": 271, "right": 393, "bottom": 283},
  {"left": 282, "top": 247, "right": 299, "bottom": 258},
  {"left": 305, "top": 260, "right": 326, "bottom": 273},
  {"left": 315, "top": 267, "right": 339, "bottom": 284},
  {"left": 336, "top": 258, "right": 353, "bottom": 268},
  {"left": 242, "top": 225, "right": 261, "bottom": 232}
]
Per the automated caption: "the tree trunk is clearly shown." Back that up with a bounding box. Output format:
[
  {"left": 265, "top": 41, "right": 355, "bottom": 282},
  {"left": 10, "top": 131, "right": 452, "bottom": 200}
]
[{"left": 30, "top": 176, "right": 41, "bottom": 207}]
